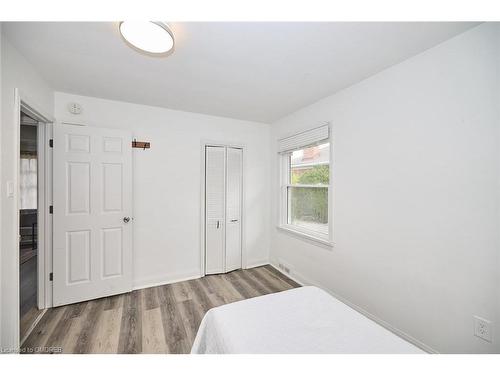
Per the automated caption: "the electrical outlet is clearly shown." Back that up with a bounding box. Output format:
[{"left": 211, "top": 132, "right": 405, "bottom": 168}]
[
  {"left": 278, "top": 263, "right": 290, "bottom": 274},
  {"left": 277, "top": 260, "right": 292, "bottom": 275},
  {"left": 474, "top": 316, "right": 492, "bottom": 342}
]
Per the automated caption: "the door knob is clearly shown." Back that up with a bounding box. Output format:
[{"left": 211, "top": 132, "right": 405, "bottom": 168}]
[{"left": 123, "top": 217, "right": 131, "bottom": 223}]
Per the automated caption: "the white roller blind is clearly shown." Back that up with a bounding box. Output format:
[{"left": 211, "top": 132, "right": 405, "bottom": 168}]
[{"left": 278, "top": 124, "right": 330, "bottom": 153}]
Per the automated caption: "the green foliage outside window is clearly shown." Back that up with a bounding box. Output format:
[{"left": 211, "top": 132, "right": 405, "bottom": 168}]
[
  {"left": 289, "top": 165, "right": 329, "bottom": 225},
  {"left": 291, "top": 164, "right": 329, "bottom": 185}
]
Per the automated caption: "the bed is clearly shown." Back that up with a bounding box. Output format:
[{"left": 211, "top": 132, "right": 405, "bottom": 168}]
[{"left": 191, "top": 286, "right": 425, "bottom": 354}]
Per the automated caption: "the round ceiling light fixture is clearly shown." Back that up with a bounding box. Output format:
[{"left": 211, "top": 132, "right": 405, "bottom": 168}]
[{"left": 119, "top": 21, "right": 174, "bottom": 56}]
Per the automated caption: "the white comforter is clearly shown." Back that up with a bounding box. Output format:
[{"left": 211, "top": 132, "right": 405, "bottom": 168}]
[{"left": 191, "top": 286, "right": 425, "bottom": 354}]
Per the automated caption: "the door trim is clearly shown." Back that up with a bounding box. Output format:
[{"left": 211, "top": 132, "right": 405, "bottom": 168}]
[
  {"left": 14, "top": 89, "right": 55, "bottom": 349},
  {"left": 34, "top": 117, "right": 54, "bottom": 310},
  {"left": 200, "top": 140, "right": 246, "bottom": 277}
]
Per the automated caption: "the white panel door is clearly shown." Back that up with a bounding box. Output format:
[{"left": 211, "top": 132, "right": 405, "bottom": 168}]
[
  {"left": 53, "top": 124, "right": 133, "bottom": 306},
  {"left": 225, "top": 147, "right": 242, "bottom": 272},
  {"left": 205, "top": 146, "right": 226, "bottom": 274}
]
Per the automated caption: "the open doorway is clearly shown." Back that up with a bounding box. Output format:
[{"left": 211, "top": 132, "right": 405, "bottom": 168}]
[
  {"left": 14, "top": 94, "right": 53, "bottom": 349},
  {"left": 19, "top": 111, "right": 41, "bottom": 339},
  {"left": 19, "top": 110, "right": 43, "bottom": 342}
]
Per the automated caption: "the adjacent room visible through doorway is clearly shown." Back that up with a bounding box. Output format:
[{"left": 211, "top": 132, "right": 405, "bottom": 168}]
[{"left": 19, "top": 111, "right": 42, "bottom": 342}]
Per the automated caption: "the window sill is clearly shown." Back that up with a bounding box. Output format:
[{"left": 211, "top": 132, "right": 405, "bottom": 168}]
[{"left": 276, "top": 225, "right": 334, "bottom": 249}]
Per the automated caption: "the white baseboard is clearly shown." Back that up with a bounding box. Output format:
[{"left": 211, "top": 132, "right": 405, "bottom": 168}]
[
  {"left": 245, "top": 259, "right": 270, "bottom": 269},
  {"left": 269, "top": 262, "right": 438, "bottom": 354},
  {"left": 269, "top": 263, "right": 307, "bottom": 285},
  {"left": 133, "top": 271, "right": 201, "bottom": 290},
  {"left": 133, "top": 261, "right": 270, "bottom": 291}
]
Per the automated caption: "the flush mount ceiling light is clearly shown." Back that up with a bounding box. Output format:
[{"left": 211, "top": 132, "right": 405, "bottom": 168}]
[{"left": 119, "top": 21, "right": 174, "bottom": 56}]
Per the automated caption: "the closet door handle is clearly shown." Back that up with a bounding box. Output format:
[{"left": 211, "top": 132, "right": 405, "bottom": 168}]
[
  {"left": 216, "top": 220, "right": 220, "bottom": 229},
  {"left": 230, "top": 219, "right": 238, "bottom": 223}
]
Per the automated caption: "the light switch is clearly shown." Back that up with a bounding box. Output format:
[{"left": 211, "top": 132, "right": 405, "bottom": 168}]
[{"left": 7, "top": 181, "right": 14, "bottom": 198}]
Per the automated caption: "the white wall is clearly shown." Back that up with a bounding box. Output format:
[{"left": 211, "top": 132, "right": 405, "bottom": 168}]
[
  {"left": 0, "top": 23, "right": 3, "bottom": 345},
  {"left": 270, "top": 23, "right": 500, "bottom": 353},
  {"left": 1, "top": 36, "right": 54, "bottom": 349},
  {"left": 54, "top": 92, "right": 271, "bottom": 290}
]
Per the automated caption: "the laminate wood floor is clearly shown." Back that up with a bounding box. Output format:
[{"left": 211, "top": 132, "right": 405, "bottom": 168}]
[
  {"left": 20, "top": 255, "right": 43, "bottom": 342},
  {"left": 21, "top": 265, "right": 299, "bottom": 354}
]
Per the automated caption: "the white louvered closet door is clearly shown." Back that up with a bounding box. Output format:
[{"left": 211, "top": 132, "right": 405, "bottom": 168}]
[
  {"left": 225, "top": 147, "right": 243, "bottom": 272},
  {"left": 205, "top": 146, "right": 243, "bottom": 275},
  {"left": 205, "top": 146, "right": 226, "bottom": 274}
]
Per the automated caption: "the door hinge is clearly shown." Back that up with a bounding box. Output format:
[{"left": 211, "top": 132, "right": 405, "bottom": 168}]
[
  {"left": 49, "top": 205, "right": 53, "bottom": 214},
  {"left": 49, "top": 139, "right": 54, "bottom": 148},
  {"left": 49, "top": 272, "right": 53, "bottom": 281}
]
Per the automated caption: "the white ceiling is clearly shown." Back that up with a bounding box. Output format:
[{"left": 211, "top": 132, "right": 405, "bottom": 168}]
[{"left": 3, "top": 22, "right": 479, "bottom": 123}]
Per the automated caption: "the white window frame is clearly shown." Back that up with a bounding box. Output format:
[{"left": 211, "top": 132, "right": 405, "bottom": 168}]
[{"left": 277, "top": 126, "right": 334, "bottom": 248}]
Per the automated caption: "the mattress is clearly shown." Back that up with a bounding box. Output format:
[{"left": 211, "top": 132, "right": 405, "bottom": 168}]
[{"left": 191, "top": 286, "right": 425, "bottom": 354}]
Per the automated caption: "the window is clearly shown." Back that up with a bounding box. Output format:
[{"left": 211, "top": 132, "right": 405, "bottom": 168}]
[
  {"left": 278, "top": 125, "right": 332, "bottom": 245},
  {"left": 19, "top": 155, "right": 37, "bottom": 210}
]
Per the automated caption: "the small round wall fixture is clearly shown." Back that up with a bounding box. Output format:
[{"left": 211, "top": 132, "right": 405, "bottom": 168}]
[
  {"left": 119, "top": 21, "right": 174, "bottom": 56},
  {"left": 67, "top": 102, "right": 82, "bottom": 115}
]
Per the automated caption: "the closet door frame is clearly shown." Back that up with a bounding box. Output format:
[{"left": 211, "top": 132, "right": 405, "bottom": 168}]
[{"left": 200, "top": 140, "right": 246, "bottom": 277}]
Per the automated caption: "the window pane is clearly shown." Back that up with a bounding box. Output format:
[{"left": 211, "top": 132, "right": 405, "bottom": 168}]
[
  {"left": 287, "top": 186, "right": 328, "bottom": 235},
  {"left": 290, "top": 142, "right": 329, "bottom": 185},
  {"left": 19, "top": 157, "right": 37, "bottom": 210}
]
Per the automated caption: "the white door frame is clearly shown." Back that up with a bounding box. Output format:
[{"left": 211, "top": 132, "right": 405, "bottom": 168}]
[
  {"left": 14, "top": 89, "right": 55, "bottom": 347},
  {"left": 199, "top": 140, "right": 246, "bottom": 277}
]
